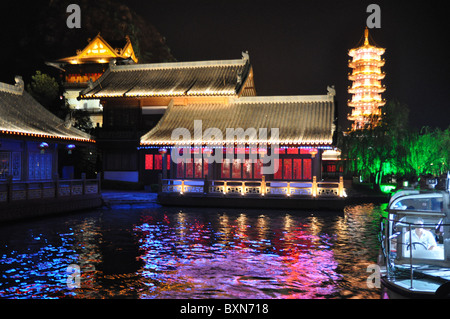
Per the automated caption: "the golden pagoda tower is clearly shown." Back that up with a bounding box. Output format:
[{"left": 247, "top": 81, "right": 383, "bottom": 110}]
[{"left": 348, "top": 28, "right": 386, "bottom": 130}]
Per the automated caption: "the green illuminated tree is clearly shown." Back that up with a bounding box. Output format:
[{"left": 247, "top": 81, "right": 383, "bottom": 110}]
[
  {"left": 339, "top": 100, "right": 449, "bottom": 190},
  {"left": 408, "top": 127, "right": 450, "bottom": 176},
  {"left": 338, "top": 100, "right": 411, "bottom": 190}
]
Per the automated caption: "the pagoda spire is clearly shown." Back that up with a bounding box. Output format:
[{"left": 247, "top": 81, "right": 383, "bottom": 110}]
[{"left": 364, "top": 27, "right": 369, "bottom": 45}]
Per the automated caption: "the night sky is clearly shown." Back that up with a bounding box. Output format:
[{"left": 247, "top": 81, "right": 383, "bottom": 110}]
[
  {"left": 2, "top": 1, "right": 449, "bottom": 131},
  {"left": 122, "top": 0, "right": 449, "bottom": 131}
]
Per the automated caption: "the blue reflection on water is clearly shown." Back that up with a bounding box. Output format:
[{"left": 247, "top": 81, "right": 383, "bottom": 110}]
[
  {"left": 0, "top": 204, "right": 382, "bottom": 299},
  {"left": 1, "top": 233, "right": 78, "bottom": 298}
]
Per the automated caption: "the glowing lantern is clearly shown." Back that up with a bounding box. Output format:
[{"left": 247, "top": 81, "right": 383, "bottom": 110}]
[
  {"left": 66, "top": 144, "right": 76, "bottom": 154},
  {"left": 258, "top": 147, "right": 267, "bottom": 158},
  {"left": 309, "top": 148, "right": 318, "bottom": 158},
  {"left": 39, "top": 142, "right": 49, "bottom": 154},
  {"left": 203, "top": 147, "right": 213, "bottom": 157},
  {"left": 158, "top": 148, "right": 168, "bottom": 155}
]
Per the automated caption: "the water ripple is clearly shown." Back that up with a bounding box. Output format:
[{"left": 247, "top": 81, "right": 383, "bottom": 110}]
[{"left": 0, "top": 204, "right": 383, "bottom": 299}]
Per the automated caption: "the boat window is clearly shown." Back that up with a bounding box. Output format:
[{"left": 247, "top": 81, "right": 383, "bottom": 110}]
[
  {"left": 393, "top": 196, "right": 443, "bottom": 212},
  {"left": 391, "top": 215, "right": 445, "bottom": 261}
]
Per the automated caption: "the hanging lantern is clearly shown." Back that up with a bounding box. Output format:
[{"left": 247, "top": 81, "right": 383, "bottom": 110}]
[
  {"left": 158, "top": 148, "right": 168, "bottom": 155},
  {"left": 39, "top": 142, "right": 49, "bottom": 154},
  {"left": 203, "top": 147, "right": 213, "bottom": 157},
  {"left": 309, "top": 148, "right": 318, "bottom": 158},
  {"left": 258, "top": 147, "right": 267, "bottom": 158},
  {"left": 66, "top": 144, "right": 76, "bottom": 154}
]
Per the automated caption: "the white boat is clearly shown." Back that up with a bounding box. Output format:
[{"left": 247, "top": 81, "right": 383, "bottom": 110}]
[{"left": 379, "top": 174, "right": 450, "bottom": 298}]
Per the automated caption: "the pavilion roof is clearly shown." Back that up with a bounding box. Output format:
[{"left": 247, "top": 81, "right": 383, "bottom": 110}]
[
  {"left": 79, "top": 53, "right": 253, "bottom": 99},
  {"left": 140, "top": 94, "right": 336, "bottom": 147},
  {"left": 0, "top": 77, "right": 94, "bottom": 143},
  {"left": 56, "top": 33, "right": 138, "bottom": 64}
]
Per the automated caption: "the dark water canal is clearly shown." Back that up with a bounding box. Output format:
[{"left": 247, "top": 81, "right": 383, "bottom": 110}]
[{"left": 0, "top": 202, "right": 386, "bottom": 299}]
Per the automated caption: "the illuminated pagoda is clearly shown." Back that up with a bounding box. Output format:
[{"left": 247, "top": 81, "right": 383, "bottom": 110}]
[
  {"left": 47, "top": 33, "right": 138, "bottom": 127},
  {"left": 348, "top": 27, "right": 386, "bottom": 130},
  {"left": 0, "top": 76, "right": 94, "bottom": 183}
]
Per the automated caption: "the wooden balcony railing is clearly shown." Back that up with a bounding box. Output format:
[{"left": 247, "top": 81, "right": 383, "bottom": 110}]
[{"left": 0, "top": 174, "right": 101, "bottom": 203}]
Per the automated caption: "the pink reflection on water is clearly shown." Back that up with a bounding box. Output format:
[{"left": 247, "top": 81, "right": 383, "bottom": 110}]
[{"left": 134, "top": 212, "right": 342, "bottom": 299}]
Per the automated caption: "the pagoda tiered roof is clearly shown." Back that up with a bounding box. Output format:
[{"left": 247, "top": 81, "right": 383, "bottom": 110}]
[
  {"left": 348, "top": 85, "right": 386, "bottom": 94},
  {"left": 348, "top": 28, "right": 385, "bottom": 57},
  {"left": 348, "top": 73, "right": 385, "bottom": 81}
]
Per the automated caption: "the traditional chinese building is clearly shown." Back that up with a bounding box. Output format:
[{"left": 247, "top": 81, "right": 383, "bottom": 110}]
[
  {"left": 80, "top": 52, "right": 344, "bottom": 203},
  {"left": 0, "top": 76, "right": 95, "bottom": 181},
  {"left": 0, "top": 77, "right": 101, "bottom": 221},
  {"left": 140, "top": 93, "right": 336, "bottom": 186},
  {"left": 144, "top": 93, "right": 345, "bottom": 208},
  {"left": 47, "top": 33, "right": 138, "bottom": 127},
  {"left": 348, "top": 28, "right": 386, "bottom": 130},
  {"left": 80, "top": 52, "right": 256, "bottom": 184}
]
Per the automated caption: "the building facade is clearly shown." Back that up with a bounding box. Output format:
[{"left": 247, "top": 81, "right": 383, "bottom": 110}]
[
  {"left": 80, "top": 52, "right": 256, "bottom": 184},
  {"left": 0, "top": 76, "right": 102, "bottom": 220},
  {"left": 0, "top": 76, "right": 95, "bottom": 182},
  {"left": 140, "top": 94, "right": 336, "bottom": 191},
  {"left": 47, "top": 33, "right": 138, "bottom": 128},
  {"left": 80, "top": 52, "right": 339, "bottom": 191}
]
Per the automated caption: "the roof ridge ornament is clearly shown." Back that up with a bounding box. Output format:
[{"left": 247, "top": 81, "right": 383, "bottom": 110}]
[
  {"left": 109, "top": 59, "right": 117, "bottom": 69},
  {"left": 14, "top": 76, "right": 24, "bottom": 93},
  {"left": 87, "top": 78, "right": 94, "bottom": 89},
  {"left": 242, "top": 51, "right": 250, "bottom": 61},
  {"left": 327, "top": 85, "right": 336, "bottom": 97},
  {"left": 0, "top": 76, "right": 24, "bottom": 95}
]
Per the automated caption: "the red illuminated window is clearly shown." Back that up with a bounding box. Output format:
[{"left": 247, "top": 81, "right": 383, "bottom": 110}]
[
  {"left": 203, "top": 158, "right": 208, "bottom": 178},
  {"left": 283, "top": 159, "right": 292, "bottom": 180},
  {"left": 186, "top": 159, "right": 193, "bottom": 178},
  {"left": 177, "top": 162, "right": 184, "bottom": 178},
  {"left": 303, "top": 159, "right": 312, "bottom": 180},
  {"left": 194, "top": 158, "right": 203, "bottom": 178},
  {"left": 221, "top": 160, "right": 230, "bottom": 179},
  {"left": 274, "top": 148, "right": 285, "bottom": 154},
  {"left": 232, "top": 159, "right": 241, "bottom": 179},
  {"left": 154, "top": 155, "right": 162, "bottom": 170},
  {"left": 273, "top": 158, "right": 282, "bottom": 180},
  {"left": 287, "top": 148, "right": 298, "bottom": 154},
  {"left": 253, "top": 159, "right": 262, "bottom": 179},
  {"left": 300, "top": 149, "right": 310, "bottom": 154},
  {"left": 145, "top": 154, "right": 153, "bottom": 170},
  {"left": 243, "top": 159, "right": 252, "bottom": 179},
  {"left": 293, "top": 159, "right": 302, "bottom": 179}
]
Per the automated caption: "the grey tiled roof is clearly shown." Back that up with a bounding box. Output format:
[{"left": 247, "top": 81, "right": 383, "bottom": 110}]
[
  {"left": 140, "top": 95, "right": 335, "bottom": 146},
  {"left": 80, "top": 55, "right": 252, "bottom": 98},
  {"left": 0, "top": 78, "right": 94, "bottom": 142}
]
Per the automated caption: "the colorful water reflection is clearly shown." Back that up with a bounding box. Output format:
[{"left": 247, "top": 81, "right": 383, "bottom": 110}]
[
  {"left": 0, "top": 204, "right": 383, "bottom": 299},
  {"left": 133, "top": 211, "right": 342, "bottom": 298}
]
